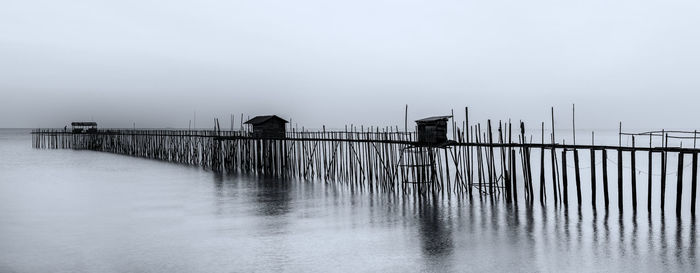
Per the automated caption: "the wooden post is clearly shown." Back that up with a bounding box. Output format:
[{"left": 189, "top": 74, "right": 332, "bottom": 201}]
[
  {"left": 550, "top": 108, "right": 558, "bottom": 204},
  {"left": 487, "top": 120, "right": 495, "bottom": 196},
  {"left": 511, "top": 149, "right": 518, "bottom": 205},
  {"left": 444, "top": 147, "right": 451, "bottom": 192},
  {"left": 477, "top": 126, "right": 484, "bottom": 198},
  {"left": 590, "top": 149, "right": 597, "bottom": 209},
  {"left": 465, "top": 107, "right": 472, "bottom": 198},
  {"left": 540, "top": 122, "right": 546, "bottom": 206},
  {"left": 574, "top": 149, "right": 582, "bottom": 207},
  {"left": 509, "top": 121, "right": 514, "bottom": 202},
  {"left": 499, "top": 122, "right": 510, "bottom": 202},
  {"left": 676, "top": 152, "right": 684, "bottom": 217},
  {"left": 603, "top": 149, "right": 610, "bottom": 210},
  {"left": 551, "top": 147, "right": 559, "bottom": 205},
  {"left": 404, "top": 104, "right": 408, "bottom": 134},
  {"left": 526, "top": 144, "right": 534, "bottom": 203},
  {"left": 631, "top": 136, "right": 637, "bottom": 212},
  {"left": 617, "top": 148, "right": 623, "bottom": 212},
  {"left": 572, "top": 104, "right": 576, "bottom": 145},
  {"left": 648, "top": 133, "right": 653, "bottom": 214},
  {"left": 661, "top": 133, "right": 667, "bottom": 212},
  {"left": 561, "top": 149, "right": 569, "bottom": 207},
  {"left": 619, "top": 122, "right": 622, "bottom": 146},
  {"left": 521, "top": 122, "right": 533, "bottom": 203},
  {"left": 692, "top": 152, "right": 698, "bottom": 216}
]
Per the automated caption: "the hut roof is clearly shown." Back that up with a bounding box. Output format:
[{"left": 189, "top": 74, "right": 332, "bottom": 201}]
[
  {"left": 244, "top": 115, "right": 288, "bottom": 125},
  {"left": 71, "top": 122, "right": 97, "bottom": 126},
  {"left": 415, "top": 116, "right": 451, "bottom": 123}
]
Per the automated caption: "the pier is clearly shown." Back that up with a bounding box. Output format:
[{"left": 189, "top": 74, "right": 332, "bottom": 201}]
[{"left": 32, "top": 108, "right": 700, "bottom": 216}]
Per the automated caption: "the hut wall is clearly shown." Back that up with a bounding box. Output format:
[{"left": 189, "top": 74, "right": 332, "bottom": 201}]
[
  {"left": 417, "top": 121, "right": 447, "bottom": 143},
  {"left": 252, "top": 122, "right": 286, "bottom": 138}
]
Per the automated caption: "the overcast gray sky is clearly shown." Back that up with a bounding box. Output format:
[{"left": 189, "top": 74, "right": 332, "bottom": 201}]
[{"left": 2, "top": 0, "right": 700, "bottom": 130}]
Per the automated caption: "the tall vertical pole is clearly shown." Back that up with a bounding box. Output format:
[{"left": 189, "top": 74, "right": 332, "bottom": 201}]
[
  {"left": 693, "top": 129, "right": 699, "bottom": 216},
  {"left": 591, "top": 132, "right": 597, "bottom": 209},
  {"left": 591, "top": 147, "right": 597, "bottom": 209},
  {"left": 617, "top": 122, "right": 623, "bottom": 212},
  {"left": 572, "top": 104, "right": 576, "bottom": 145},
  {"left": 540, "top": 122, "right": 546, "bottom": 206},
  {"left": 631, "top": 136, "right": 637, "bottom": 212},
  {"left": 648, "top": 133, "right": 653, "bottom": 214},
  {"left": 562, "top": 149, "right": 569, "bottom": 207},
  {"left": 404, "top": 104, "right": 408, "bottom": 136},
  {"left": 619, "top": 122, "right": 622, "bottom": 146},
  {"left": 574, "top": 149, "right": 582, "bottom": 207},
  {"left": 661, "top": 131, "right": 668, "bottom": 213},
  {"left": 551, "top": 107, "right": 558, "bottom": 204},
  {"left": 603, "top": 149, "right": 610, "bottom": 211},
  {"left": 466, "top": 107, "right": 472, "bottom": 197},
  {"left": 677, "top": 152, "right": 685, "bottom": 217},
  {"left": 692, "top": 152, "right": 698, "bottom": 216},
  {"left": 617, "top": 148, "right": 624, "bottom": 212}
]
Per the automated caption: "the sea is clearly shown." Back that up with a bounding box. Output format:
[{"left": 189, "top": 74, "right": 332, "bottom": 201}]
[{"left": 0, "top": 128, "right": 697, "bottom": 272}]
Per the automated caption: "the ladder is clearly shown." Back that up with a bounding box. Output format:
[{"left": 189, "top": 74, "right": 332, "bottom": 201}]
[{"left": 396, "top": 145, "right": 437, "bottom": 184}]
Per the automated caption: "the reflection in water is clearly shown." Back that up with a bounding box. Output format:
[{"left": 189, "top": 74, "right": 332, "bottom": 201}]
[
  {"left": 661, "top": 214, "right": 668, "bottom": 267},
  {"left": 691, "top": 220, "right": 697, "bottom": 266},
  {"left": 631, "top": 215, "right": 638, "bottom": 258},
  {"left": 5, "top": 130, "right": 700, "bottom": 272},
  {"left": 416, "top": 198, "right": 454, "bottom": 262},
  {"left": 251, "top": 177, "right": 292, "bottom": 217},
  {"left": 213, "top": 174, "right": 293, "bottom": 217},
  {"left": 603, "top": 210, "right": 611, "bottom": 261},
  {"left": 576, "top": 209, "right": 583, "bottom": 256},
  {"left": 618, "top": 213, "right": 625, "bottom": 258},
  {"left": 208, "top": 171, "right": 700, "bottom": 271},
  {"left": 676, "top": 219, "right": 684, "bottom": 267}
]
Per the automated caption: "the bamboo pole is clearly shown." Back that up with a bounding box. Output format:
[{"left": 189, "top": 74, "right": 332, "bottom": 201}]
[
  {"left": 692, "top": 152, "right": 698, "bottom": 216},
  {"left": 677, "top": 152, "right": 684, "bottom": 217},
  {"left": 617, "top": 148, "right": 624, "bottom": 212},
  {"left": 591, "top": 148, "right": 597, "bottom": 209},
  {"left": 631, "top": 136, "right": 637, "bottom": 212},
  {"left": 574, "top": 149, "right": 582, "bottom": 207},
  {"left": 562, "top": 149, "right": 569, "bottom": 207},
  {"left": 603, "top": 149, "right": 610, "bottom": 211}
]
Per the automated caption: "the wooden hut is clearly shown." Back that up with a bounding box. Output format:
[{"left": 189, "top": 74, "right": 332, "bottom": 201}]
[
  {"left": 415, "top": 116, "right": 450, "bottom": 144},
  {"left": 71, "top": 122, "right": 97, "bottom": 133},
  {"left": 244, "top": 115, "right": 288, "bottom": 138}
]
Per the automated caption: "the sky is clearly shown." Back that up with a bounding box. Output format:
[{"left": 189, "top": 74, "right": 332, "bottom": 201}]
[{"left": 2, "top": 0, "right": 700, "bottom": 131}]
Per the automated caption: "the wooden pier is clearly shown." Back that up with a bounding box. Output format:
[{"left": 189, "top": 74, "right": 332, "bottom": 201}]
[{"left": 32, "top": 109, "right": 700, "bottom": 216}]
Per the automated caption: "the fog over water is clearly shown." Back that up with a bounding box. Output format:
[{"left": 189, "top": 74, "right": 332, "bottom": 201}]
[
  {"left": 3, "top": 0, "right": 700, "bottom": 272},
  {"left": 2, "top": 0, "right": 700, "bottom": 129},
  {"left": 2, "top": 130, "right": 699, "bottom": 272}
]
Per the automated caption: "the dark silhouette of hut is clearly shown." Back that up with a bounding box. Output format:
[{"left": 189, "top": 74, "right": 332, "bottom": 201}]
[
  {"left": 244, "top": 115, "right": 288, "bottom": 138},
  {"left": 415, "top": 116, "right": 450, "bottom": 144},
  {"left": 71, "top": 122, "right": 97, "bottom": 133}
]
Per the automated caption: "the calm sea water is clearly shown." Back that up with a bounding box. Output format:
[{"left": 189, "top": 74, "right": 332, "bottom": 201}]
[{"left": 0, "top": 129, "right": 697, "bottom": 272}]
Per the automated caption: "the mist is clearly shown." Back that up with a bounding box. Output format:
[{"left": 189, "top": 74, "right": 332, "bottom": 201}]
[{"left": 2, "top": 0, "right": 700, "bottom": 130}]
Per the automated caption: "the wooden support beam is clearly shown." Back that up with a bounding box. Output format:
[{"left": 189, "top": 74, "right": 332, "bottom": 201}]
[
  {"left": 590, "top": 149, "right": 597, "bottom": 209},
  {"left": 574, "top": 149, "right": 582, "bottom": 207},
  {"left": 676, "top": 152, "right": 684, "bottom": 217},
  {"left": 603, "top": 149, "right": 610, "bottom": 211},
  {"left": 617, "top": 149, "right": 624, "bottom": 212}
]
